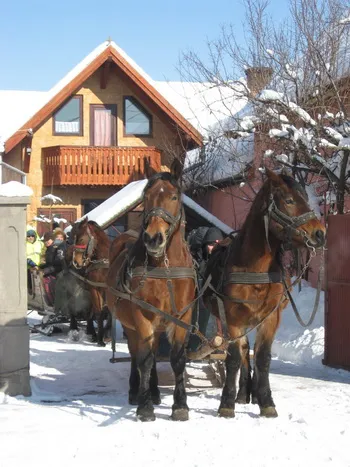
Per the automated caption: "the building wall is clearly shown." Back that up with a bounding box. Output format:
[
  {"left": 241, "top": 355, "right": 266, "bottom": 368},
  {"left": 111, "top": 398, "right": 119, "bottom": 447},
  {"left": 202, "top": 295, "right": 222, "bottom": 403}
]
[{"left": 5, "top": 65, "right": 186, "bottom": 226}]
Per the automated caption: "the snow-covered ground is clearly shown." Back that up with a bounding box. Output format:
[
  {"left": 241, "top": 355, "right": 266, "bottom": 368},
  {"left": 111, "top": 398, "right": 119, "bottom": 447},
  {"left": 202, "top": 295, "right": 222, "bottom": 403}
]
[{"left": 1, "top": 282, "right": 350, "bottom": 467}]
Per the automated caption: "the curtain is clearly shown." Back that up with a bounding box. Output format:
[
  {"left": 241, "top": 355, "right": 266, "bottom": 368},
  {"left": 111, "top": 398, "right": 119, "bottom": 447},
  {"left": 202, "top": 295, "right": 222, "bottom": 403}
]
[
  {"left": 94, "top": 109, "right": 112, "bottom": 146},
  {"left": 55, "top": 121, "right": 79, "bottom": 133}
]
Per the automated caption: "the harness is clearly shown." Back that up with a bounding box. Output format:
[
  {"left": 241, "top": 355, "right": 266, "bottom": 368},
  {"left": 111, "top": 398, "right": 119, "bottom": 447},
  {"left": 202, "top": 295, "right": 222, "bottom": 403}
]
[{"left": 109, "top": 203, "right": 198, "bottom": 330}]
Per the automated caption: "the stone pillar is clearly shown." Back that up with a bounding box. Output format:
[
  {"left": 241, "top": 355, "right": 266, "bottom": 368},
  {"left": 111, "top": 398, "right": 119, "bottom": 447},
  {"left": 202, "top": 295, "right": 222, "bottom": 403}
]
[{"left": 0, "top": 187, "right": 32, "bottom": 396}]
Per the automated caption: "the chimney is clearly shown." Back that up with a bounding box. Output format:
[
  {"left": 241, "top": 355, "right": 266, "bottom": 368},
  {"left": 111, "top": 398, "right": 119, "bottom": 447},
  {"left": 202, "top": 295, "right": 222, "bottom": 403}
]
[{"left": 245, "top": 67, "right": 273, "bottom": 97}]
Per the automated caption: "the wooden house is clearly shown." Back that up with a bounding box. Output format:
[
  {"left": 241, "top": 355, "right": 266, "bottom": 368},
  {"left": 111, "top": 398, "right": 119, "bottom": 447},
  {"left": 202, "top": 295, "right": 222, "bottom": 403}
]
[{"left": 0, "top": 41, "right": 203, "bottom": 234}]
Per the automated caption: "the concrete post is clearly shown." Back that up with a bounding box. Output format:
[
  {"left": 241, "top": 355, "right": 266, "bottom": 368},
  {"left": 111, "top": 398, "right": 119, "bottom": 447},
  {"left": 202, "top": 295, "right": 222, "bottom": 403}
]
[{"left": 0, "top": 184, "right": 32, "bottom": 396}]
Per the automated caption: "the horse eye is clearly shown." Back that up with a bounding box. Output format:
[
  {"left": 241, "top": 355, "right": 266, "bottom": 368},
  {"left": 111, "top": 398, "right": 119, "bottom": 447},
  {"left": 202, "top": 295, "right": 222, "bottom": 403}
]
[
  {"left": 172, "top": 195, "right": 178, "bottom": 201},
  {"left": 285, "top": 198, "right": 294, "bottom": 205}
]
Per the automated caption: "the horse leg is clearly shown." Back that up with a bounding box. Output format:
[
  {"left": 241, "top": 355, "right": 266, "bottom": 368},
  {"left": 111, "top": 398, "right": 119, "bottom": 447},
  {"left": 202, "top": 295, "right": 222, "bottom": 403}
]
[
  {"left": 92, "top": 291, "right": 105, "bottom": 347},
  {"left": 125, "top": 329, "right": 140, "bottom": 405},
  {"left": 150, "top": 332, "right": 161, "bottom": 405},
  {"left": 236, "top": 336, "right": 252, "bottom": 404},
  {"left": 96, "top": 312, "right": 106, "bottom": 347},
  {"left": 135, "top": 320, "right": 156, "bottom": 422},
  {"left": 169, "top": 324, "right": 189, "bottom": 421},
  {"left": 253, "top": 312, "right": 280, "bottom": 418},
  {"left": 86, "top": 316, "right": 97, "bottom": 342},
  {"left": 70, "top": 315, "right": 78, "bottom": 331},
  {"left": 218, "top": 327, "right": 243, "bottom": 418}
]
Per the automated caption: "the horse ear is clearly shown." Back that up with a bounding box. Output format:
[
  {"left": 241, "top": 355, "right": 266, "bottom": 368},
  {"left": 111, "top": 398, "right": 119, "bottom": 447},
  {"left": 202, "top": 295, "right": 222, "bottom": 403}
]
[
  {"left": 264, "top": 168, "right": 281, "bottom": 186},
  {"left": 170, "top": 158, "right": 183, "bottom": 182},
  {"left": 144, "top": 158, "right": 155, "bottom": 179}
]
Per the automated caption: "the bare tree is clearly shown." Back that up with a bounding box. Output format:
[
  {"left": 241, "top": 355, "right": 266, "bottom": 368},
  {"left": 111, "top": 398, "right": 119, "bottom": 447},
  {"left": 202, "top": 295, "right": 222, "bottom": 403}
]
[{"left": 180, "top": 0, "right": 350, "bottom": 214}]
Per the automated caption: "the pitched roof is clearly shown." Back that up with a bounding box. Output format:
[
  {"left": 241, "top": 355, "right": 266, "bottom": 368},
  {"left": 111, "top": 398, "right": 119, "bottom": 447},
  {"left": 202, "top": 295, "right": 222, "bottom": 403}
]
[
  {"left": 78, "top": 178, "right": 233, "bottom": 235},
  {"left": 0, "top": 41, "right": 249, "bottom": 153},
  {"left": 1, "top": 41, "right": 203, "bottom": 154}
]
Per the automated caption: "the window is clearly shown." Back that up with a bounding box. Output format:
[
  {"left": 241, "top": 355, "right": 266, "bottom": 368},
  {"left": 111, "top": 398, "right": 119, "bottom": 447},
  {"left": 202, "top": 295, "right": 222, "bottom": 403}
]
[
  {"left": 53, "top": 96, "right": 83, "bottom": 135},
  {"left": 124, "top": 97, "right": 151, "bottom": 136}
]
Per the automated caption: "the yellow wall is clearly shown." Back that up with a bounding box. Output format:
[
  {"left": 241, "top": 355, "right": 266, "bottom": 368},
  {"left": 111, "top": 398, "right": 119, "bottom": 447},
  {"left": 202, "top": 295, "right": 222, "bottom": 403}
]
[{"left": 5, "top": 65, "right": 186, "bottom": 226}]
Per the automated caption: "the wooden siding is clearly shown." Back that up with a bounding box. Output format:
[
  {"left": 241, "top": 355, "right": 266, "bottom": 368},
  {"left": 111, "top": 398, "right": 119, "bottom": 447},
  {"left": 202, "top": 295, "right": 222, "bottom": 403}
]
[
  {"left": 42, "top": 146, "right": 161, "bottom": 186},
  {"left": 324, "top": 214, "right": 350, "bottom": 370}
]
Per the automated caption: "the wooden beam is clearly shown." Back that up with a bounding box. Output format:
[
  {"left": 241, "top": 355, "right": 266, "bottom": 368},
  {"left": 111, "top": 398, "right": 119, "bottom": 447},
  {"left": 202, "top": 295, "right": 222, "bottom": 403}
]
[{"left": 100, "top": 60, "right": 112, "bottom": 89}]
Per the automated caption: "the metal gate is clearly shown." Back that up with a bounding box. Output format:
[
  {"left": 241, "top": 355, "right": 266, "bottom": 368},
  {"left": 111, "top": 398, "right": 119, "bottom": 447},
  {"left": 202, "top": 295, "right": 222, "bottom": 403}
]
[{"left": 324, "top": 214, "right": 350, "bottom": 370}]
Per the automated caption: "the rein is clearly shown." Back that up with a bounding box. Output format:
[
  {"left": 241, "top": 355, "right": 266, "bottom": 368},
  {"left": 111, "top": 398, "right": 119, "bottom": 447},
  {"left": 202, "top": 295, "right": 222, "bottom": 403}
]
[
  {"left": 143, "top": 206, "right": 182, "bottom": 244},
  {"left": 264, "top": 196, "right": 317, "bottom": 251}
]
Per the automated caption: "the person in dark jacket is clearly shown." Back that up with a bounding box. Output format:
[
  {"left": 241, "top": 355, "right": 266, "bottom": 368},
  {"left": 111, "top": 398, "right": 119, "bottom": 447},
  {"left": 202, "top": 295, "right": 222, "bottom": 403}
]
[{"left": 188, "top": 226, "right": 224, "bottom": 352}]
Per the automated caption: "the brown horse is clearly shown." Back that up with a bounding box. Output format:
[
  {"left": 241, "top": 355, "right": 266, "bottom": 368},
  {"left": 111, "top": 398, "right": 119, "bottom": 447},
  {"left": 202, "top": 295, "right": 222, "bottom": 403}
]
[
  {"left": 66, "top": 218, "right": 111, "bottom": 346},
  {"left": 106, "top": 159, "right": 196, "bottom": 422},
  {"left": 205, "top": 169, "right": 326, "bottom": 418}
]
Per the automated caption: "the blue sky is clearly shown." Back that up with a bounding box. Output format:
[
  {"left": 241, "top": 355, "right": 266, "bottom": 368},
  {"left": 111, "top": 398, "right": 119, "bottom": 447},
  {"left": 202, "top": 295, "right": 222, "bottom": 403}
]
[{"left": 0, "top": 0, "right": 289, "bottom": 90}]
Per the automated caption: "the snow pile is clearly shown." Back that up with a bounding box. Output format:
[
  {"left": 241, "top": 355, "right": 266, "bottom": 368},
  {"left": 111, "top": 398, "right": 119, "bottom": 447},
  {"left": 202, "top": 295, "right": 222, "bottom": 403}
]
[
  {"left": 0, "top": 181, "right": 33, "bottom": 197},
  {"left": 273, "top": 280, "right": 325, "bottom": 367}
]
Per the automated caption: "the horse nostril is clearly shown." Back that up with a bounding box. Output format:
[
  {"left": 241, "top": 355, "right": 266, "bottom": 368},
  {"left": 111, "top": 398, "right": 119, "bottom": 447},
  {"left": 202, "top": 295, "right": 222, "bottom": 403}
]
[
  {"left": 143, "top": 231, "right": 164, "bottom": 248},
  {"left": 315, "top": 230, "right": 325, "bottom": 244},
  {"left": 143, "top": 231, "right": 151, "bottom": 244}
]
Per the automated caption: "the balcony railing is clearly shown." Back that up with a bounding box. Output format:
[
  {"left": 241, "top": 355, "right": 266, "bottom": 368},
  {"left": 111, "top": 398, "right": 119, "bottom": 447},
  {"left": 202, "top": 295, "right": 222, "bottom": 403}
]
[{"left": 42, "top": 146, "right": 162, "bottom": 186}]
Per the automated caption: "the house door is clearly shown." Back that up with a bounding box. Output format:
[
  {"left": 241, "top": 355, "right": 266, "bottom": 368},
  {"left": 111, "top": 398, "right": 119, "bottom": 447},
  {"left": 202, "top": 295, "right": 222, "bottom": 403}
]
[{"left": 90, "top": 104, "right": 117, "bottom": 146}]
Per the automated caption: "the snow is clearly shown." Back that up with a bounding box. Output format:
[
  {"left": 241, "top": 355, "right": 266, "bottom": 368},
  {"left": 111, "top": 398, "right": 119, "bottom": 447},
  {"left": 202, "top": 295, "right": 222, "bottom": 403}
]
[
  {"left": 1, "top": 280, "right": 350, "bottom": 466},
  {"left": 40, "top": 194, "right": 63, "bottom": 204},
  {"left": 0, "top": 41, "right": 248, "bottom": 145},
  {"left": 79, "top": 179, "right": 233, "bottom": 235},
  {"left": 0, "top": 180, "right": 33, "bottom": 197}
]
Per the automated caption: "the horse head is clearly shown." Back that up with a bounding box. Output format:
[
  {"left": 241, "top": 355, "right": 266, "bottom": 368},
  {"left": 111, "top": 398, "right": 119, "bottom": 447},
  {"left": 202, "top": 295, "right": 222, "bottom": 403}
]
[
  {"left": 263, "top": 168, "right": 326, "bottom": 249},
  {"left": 142, "top": 158, "right": 183, "bottom": 258},
  {"left": 72, "top": 217, "right": 97, "bottom": 269}
]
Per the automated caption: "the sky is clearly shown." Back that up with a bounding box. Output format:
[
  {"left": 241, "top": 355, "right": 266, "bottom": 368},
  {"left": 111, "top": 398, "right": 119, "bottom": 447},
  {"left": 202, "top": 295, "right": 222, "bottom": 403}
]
[{"left": 0, "top": 0, "right": 290, "bottom": 91}]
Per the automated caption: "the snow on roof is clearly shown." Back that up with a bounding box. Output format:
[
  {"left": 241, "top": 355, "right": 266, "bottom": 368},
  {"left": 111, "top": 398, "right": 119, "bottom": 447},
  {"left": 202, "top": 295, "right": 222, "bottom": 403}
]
[
  {"left": 0, "top": 90, "right": 47, "bottom": 144},
  {"left": 0, "top": 180, "right": 33, "bottom": 197},
  {"left": 154, "top": 80, "right": 248, "bottom": 136},
  {"left": 0, "top": 40, "right": 248, "bottom": 145},
  {"left": 78, "top": 179, "right": 233, "bottom": 235}
]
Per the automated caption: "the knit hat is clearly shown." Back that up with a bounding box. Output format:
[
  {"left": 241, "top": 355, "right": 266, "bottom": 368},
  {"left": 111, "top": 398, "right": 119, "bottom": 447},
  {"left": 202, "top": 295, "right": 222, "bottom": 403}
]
[
  {"left": 203, "top": 227, "right": 224, "bottom": 245},
  {"left": 26, "top": 229, "right": 36, "bottom": 237},
  {"left": 43, "top": 232, "right": 54, "bottom": 242}
]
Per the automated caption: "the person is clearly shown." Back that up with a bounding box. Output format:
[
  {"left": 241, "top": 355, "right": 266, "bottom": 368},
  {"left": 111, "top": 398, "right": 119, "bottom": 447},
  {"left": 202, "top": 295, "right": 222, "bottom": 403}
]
[
  {"left": 26, "top": 229, "right": 44, "bottom": 294},
  {"left": 187, "top": 226, "right": 224, "bottom": 352},
  {"left": 39, "top": 232, "right": 57, "bottom": 305},
  {"left": 52, "top": 229, "right": 68, "bottom": 274}
]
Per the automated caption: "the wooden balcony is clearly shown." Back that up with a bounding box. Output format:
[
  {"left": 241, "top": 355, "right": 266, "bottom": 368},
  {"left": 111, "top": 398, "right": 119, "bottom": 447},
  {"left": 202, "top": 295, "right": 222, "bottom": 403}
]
[{"left": 42, "top": 146, "right": 162, "bottom": 186}]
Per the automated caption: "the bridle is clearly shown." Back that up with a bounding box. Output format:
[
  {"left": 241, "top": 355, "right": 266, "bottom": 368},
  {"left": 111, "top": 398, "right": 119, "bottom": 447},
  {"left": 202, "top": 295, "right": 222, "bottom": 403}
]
[
  {"left": 72, "top": 224, "right": 97, "bottom": 269},
  {"left": 264, "top": 195, "right": 317, "bottom": 250},
  {"left": 143, "top": 203, "right": 183, "bottom": 254}
]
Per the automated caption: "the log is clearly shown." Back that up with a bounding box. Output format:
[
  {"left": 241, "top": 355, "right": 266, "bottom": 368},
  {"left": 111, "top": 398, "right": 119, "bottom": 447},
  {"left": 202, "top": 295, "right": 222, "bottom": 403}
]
[{"left": 187, "top": 335, "right": 224, "bottom": 361}]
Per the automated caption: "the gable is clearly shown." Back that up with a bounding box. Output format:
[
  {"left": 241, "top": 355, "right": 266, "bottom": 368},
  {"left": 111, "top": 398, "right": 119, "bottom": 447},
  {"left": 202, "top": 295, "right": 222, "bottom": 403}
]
[{"left": 3, "top": 42, "right": 203, "bottom": 154}]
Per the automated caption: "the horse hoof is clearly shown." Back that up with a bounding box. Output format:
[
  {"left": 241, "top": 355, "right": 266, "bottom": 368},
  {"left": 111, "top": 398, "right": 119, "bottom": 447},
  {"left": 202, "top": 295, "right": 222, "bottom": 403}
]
[
  {"left": 136, "top": 408, "right": 155, "bottom": 422},
  {"left": 252, "top": 396, "right": 258, "bottom": 405},
  {"left": 151, "top": 393, "right": 161, "bottom": 405},
  {"left": 97, "top": 341, "right": 106, "bottom": 347},
  {"left": 68, "top": 330, "right": 80, "bottom": 342},
  {"left": 260, "top": 406, "right": 278, "bottom": 418},
  {"left": 171, "top": 408, "right": 189, "bottom": 421},
  {"left": 236, "top": 394, "right": 250, "bottom": 404},
  {"left": 218, "top": 407, "right": 235, "bottom": 418},
  {"left": 128, "top": 394, "right": 138, "bottom": 405}
]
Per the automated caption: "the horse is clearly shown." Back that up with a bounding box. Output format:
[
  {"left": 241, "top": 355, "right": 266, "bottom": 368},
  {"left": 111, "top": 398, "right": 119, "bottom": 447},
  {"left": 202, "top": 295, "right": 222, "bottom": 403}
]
[
  {"left": 64, "top": 218, "right": 111, "bottom": 346},
  {"left": 106, "top": 159, "right": 196, "bottom": 422},
  {"left": 204, "top": 168, "right": 326, "bottom": 418}
]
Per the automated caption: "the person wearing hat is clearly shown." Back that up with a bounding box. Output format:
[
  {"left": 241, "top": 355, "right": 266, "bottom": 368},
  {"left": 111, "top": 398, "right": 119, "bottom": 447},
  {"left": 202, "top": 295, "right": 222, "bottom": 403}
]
[
  {"left": 26, "top": 229, "right": 44, "bottom": 294},
  {"left": 26, "top": 229, "right": 44, "bottom": 269},
  {"left": 187, "top": 226, "right": 224, "bottom": 352}
]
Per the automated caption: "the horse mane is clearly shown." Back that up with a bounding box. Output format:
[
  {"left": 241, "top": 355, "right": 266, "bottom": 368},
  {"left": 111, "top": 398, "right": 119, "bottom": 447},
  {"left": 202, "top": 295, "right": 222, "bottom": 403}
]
[
  {"left": 279, "top": 174, "right": 308, "bottom": 200},
  {"left": 143, "top": 171, "right": 181, "bottom": 195}
]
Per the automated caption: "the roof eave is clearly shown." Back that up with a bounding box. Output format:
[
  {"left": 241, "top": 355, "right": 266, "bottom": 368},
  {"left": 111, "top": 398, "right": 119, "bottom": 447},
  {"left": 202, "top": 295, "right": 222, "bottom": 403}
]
[{"left": 4, "top": 45, "right": 203, "bottom": 154}]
